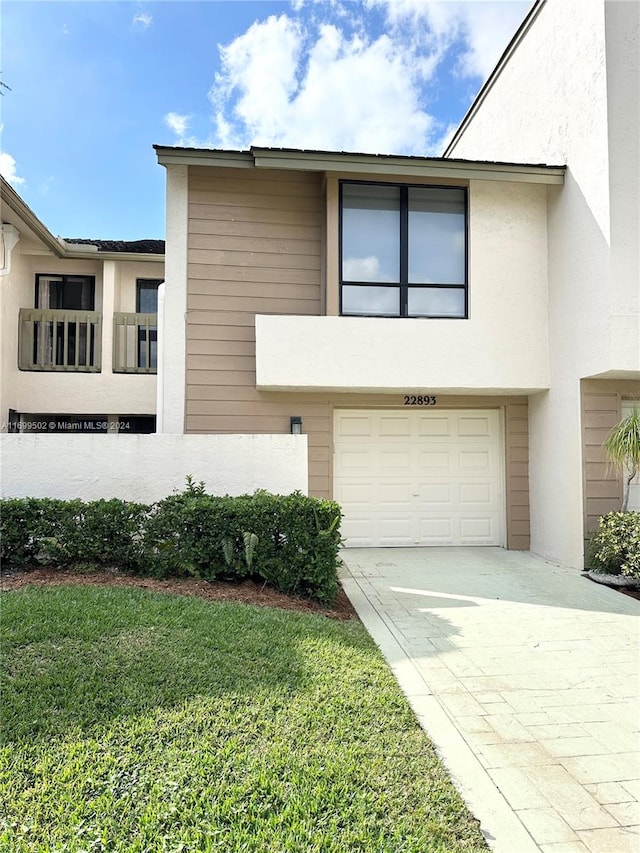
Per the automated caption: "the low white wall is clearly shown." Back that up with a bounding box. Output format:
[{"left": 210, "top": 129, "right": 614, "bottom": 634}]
[{"left": 0, "top": 434, "right": 308, "bottom": 502}]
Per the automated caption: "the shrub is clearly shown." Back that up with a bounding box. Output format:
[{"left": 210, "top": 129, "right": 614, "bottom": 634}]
[
  {"left": 0, "top": 487, "right": 343, "bottom": 605},
  {"left": 588, "top": 511, "right": 640, "bottom": 578}
]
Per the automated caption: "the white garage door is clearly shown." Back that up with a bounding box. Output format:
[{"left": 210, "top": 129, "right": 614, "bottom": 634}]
[{"left": 334, "top": 409, "right": 504, "bottom": 547}]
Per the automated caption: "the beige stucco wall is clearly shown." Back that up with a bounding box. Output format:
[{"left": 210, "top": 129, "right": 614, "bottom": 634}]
[{"left": 0, "top": 238, "right": 163, "bottom": 424}]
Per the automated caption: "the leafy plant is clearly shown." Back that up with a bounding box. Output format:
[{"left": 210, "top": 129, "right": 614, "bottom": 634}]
[
  {"left": 588, "top": 511, "right": 640, "bottom": 577},
  {"left": 603, "top": 406, "right": 640, "bottom": 511},
  {"left": 1, "top": 483, "right": 343, "bottom": 604}
]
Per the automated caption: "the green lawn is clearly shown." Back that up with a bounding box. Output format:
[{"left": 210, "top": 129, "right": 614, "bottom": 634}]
[{"left": 1, "top": 585, "right": 488, "bottom": 852}]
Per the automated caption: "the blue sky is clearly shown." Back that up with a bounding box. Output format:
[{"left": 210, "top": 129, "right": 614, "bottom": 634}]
[{"left": 0, "top": 0, "right": 532, "bottom": 241}]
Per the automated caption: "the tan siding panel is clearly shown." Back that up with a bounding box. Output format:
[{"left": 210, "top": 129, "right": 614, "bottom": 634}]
[
  {"left": 187, "top": 339, "right": 256, "bottom": 357},
  {"left": 190, "top": 218, "right": 322, "bottom": 241},
  {"left": 189, "top": 234, "right": 321, "bottom": 256},
  {"left": 189, "top": 294, "right": 320, "bottom": 313},
  {"left": 188, "top": 249, "right": 320, "bottom": 270},
  {"left": 190, "top": 204, "right": 322, "bottom": 228},
  {"left": 189, "top": 191, "right": 322, "bottom": 212},
  {"left": 189, "top": 324, "right": 255, "bottom": 342},
  {"left": 188, "top": 280, "right": 321, "bottom": 302},
  {"left": 190, "top": 264, "right": 321, "bottom": 285}
]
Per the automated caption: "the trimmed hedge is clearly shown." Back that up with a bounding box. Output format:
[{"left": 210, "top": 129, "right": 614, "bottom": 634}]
[
  {"left": 587, "top": 510, "right": 640, "bottom": 579},
  {"left": 0, "top": 486, "right": 342, "bottom": 605}
]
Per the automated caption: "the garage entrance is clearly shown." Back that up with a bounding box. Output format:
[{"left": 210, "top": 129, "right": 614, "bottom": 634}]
[{"left": 333, "top": 409, "right": 505, "bottom": 547}]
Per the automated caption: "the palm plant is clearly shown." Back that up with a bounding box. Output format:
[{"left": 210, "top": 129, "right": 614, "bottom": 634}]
[{"left": 603, "top": 406, "right": 640, "bottom": 511}]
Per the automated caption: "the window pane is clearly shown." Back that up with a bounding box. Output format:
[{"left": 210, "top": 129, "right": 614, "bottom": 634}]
[
  {"left": 408, "top": 188, "right": 465, "bottom": 285},
  {"left": 342, "top": 185, "right": 400, "bottom": 282},
  {"left": 408, "top": 287, "right": 466, "bottom": 318},
  {"left": 342, "top": 285, "right": 399, "bottom": 316},
  {"left": 137, "top": 280, "right": 160, "bottom": 313}
]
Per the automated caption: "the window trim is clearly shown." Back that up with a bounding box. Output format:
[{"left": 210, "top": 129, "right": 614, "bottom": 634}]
[
  {"left": 135, "top": 278, "right": 162, "bottom": 313},
  {"left": 338, "top": 180, "right": 469, "bottom": 319}
]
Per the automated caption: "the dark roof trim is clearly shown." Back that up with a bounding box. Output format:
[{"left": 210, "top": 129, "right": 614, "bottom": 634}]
[
  {"left": 443, "top": 0, "right": 547, "bottom": 157},
  {"left": 154, "top": 143, "right": 565, "bottom": 184}
]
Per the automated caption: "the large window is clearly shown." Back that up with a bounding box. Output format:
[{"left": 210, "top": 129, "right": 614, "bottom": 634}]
[{"left": 340, "top": 182, "right": 467, "bottom": 318}]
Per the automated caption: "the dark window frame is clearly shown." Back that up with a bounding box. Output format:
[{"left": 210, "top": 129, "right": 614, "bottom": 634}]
[
  {"left": 338, "top": 180, "right": 469, "bottom": 319},
  {"left": 135, "top": 278, "right": 162, "bottom": 313},
  {"left": 135, "top": 279, "right": 161, "bottom": 370},
  {"left": 34, "top": 273, "right": 96, "bottom": 310}
]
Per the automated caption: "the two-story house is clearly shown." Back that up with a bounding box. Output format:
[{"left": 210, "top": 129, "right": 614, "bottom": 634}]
[
  {"left": 1, "top": 176, "right": 164, "bottom": 434},
  {"left": 154, "top": 144, "right": 566, "bottom": 555}
]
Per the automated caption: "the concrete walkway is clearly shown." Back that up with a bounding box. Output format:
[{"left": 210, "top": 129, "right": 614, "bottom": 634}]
[{"left": 340, "top": 548, "right": 640, "bottom": 853}]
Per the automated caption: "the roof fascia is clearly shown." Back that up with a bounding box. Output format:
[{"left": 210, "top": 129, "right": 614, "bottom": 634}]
[
  {"left": 443, "top": 0, "right": 547, "bottom": 157},
  {"left": 154, "top": 146, "right": 564, "bottom": 185},
  {"left": 1, "top": 176, "right": 65, "bottom": 256},
  {"left": 154, "top": 146, "right": 254, "bottom": 168},
  {"left": 252, "top": 148, "right": 564, "bottom": 184},
  {"left": 1, "top": 177, "right": 164, "bottom": 262}
]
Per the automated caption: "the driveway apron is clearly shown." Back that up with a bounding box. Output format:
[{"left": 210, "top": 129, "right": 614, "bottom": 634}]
[{"left": 340, "top": 547, "right": 640, "bottom": 853}]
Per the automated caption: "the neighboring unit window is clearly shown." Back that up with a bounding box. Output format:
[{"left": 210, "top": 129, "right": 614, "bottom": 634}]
[
  {"left": 340, "top": 182, "right": 467, "bottom": 318},
  {"left": 136, "top": 279, "right": 161, "bottom": 369},
  {"left": 35, "top": 274, "right": 96, "bottom": 311},
  {"left": 33, "top": 274, "right": 97, "bottom": 368}
]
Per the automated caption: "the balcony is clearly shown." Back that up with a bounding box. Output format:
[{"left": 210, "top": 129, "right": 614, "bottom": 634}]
[
  {"left": 19, "top": 309, "right": 102, "bottom": 372},
  {"left": 255, "top": 315, "right": 550, "bottom": 394},
  {"left": 113, "top": 312, "right": 157, "bottom": 374}
]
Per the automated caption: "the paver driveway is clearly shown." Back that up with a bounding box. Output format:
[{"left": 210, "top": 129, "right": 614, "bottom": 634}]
[{"left": 340, "top": 547, "right": 640, "bottom": 853}]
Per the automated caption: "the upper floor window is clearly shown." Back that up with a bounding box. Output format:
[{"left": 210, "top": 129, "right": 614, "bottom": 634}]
[
  {"left": 136, "top": 279, "right": 161, "bottom": 369},
  {"left": 35, "top": 274, "right": 95, "bottom": 310},
  {"left": 340, "top": 182, "right": 467, "bottom": 318}
]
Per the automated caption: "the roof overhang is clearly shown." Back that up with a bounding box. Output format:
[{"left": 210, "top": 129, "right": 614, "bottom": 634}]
[
  {"left": 154, "top": 145, "right": 565, "bottom": 185},
  {"left": 1, "top": 176, "right": 165, "bottom": 262}
]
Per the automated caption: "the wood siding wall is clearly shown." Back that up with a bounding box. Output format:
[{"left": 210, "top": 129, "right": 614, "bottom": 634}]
[
  {"left": 185, "top": 165, "right": 530, "bottom": 548},
  {"left": 581, "top": 378, "right": 640, "bottom": 538}
]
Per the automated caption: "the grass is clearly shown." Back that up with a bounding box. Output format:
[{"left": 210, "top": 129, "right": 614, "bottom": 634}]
[{"left": 0, "top": 585, "right": 488, "bottom": 852}]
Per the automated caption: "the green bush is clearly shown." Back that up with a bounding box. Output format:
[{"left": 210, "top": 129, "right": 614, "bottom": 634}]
[
  {"left": 588, "top": 511, "right": 640, "bottom": 578},
  {"left": 0, "top": 486, "right": 342, "bottom": 605}
]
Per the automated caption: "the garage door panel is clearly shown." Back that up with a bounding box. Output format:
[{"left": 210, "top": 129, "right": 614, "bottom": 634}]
[
  {"left": 418, "top": 417, "right": 451, "bottom": 436},
  {"left": 336, "top": 415, "right": 374, "bottom": 436},
  {"left": 457, "top": 415, "right": 492, "bottom": 436},
  {"left": 419, "top": 450, "right": 451, "bottom": 470},
  {"left": 336, "top": 450, "right": 370, "bottom": 469},
  {"left": 334, "top": 409, "right": 504, "bottom": 547},
  {"left": 378, "top": 483, "right": 414, "bottom": 508},
  {"left": 459, "top": 517, "right": 497, "bottom": 543},
  {"left": 380, "top": 450, "right": 411, "bottom": 470},
  {"left": 458, "top": 450, "right": 493, "bottom": 470}
]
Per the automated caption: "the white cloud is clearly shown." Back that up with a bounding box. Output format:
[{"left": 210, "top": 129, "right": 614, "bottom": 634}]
[
  {"left": 164, "top": 112, "right": 191, "bottom": 139},
  {"left": 133, "top": 11, "right": 152, "bottom": 29},
  {"left": 343, "top": 255, "right": 381, "bottom": 279},
  {"left": 370, "top": 0, "right": 532, "bottom": 80},
  {"left": 209, "top": 13, "right": 438, "bottom": 155},
  {"left": 0, "top": 151, "right": 25, "bottom": 187}
]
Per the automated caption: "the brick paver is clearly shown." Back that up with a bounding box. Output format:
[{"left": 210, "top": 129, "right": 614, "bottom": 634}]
[{"left": 340, "top": 547, "right": 640, "bottom": 853}]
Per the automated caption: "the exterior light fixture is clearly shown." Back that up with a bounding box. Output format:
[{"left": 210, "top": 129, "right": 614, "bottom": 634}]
[{"left": 290, "top": 416, "right": 303, "bottom": 435}]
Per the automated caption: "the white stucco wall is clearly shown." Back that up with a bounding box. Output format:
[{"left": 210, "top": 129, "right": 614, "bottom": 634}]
[
  {"left": 0, "top": 434, "right": 308, "bottom": 502},
  {"left": 0, "top": 243, "right": 163, "bottom": 423},
  {"left": 159, "top": 164, "right": 188, "bottom": 434},
  {"left": 257, "top": 179, "right": 550, "bottom": 394},
  {"left": 445, "top": 0, "right": 639, "bottom": 568}
]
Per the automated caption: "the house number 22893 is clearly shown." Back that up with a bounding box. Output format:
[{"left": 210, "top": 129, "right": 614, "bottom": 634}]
[{"left": 404, "top": 395, "right": 437, "bottom": 406}]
